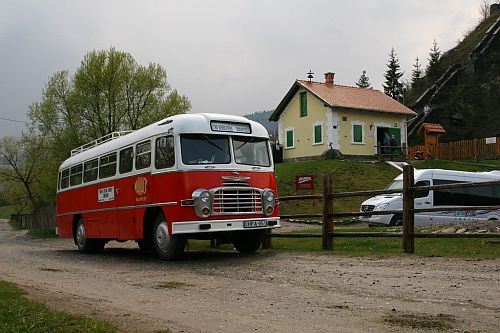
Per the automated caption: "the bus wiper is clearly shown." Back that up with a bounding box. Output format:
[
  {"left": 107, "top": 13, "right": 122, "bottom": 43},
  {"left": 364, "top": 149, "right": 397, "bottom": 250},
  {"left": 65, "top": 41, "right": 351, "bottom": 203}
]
[
  {"left": 235, "top": 138, "right": 257, "bottom": 150},
  {"left": 203, "top": 135, "right": 224, "bottom": 151}
]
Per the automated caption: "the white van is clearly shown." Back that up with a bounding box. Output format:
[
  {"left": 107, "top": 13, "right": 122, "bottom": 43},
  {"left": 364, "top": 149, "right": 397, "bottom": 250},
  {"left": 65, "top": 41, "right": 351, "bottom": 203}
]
[{"left": 360, "top": 169, "right": 500, "bottom": 226}]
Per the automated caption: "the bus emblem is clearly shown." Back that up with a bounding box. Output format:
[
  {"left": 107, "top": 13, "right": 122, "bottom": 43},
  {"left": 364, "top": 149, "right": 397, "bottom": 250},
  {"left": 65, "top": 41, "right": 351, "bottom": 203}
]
[{"left": 134, "top": 177, "right": 148, "bottom": 195}]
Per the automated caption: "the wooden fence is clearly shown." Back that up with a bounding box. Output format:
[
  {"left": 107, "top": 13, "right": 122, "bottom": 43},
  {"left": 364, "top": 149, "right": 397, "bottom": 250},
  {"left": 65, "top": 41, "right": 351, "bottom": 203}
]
[
  {"left": 11, "top": 203, "right": 56, "bottom": 231},
  {"left": 408, "top": 137, "right": 500, "bottom": 161},
  {"left": 266, "top": 165, "right": 500, "bottom": 253}
]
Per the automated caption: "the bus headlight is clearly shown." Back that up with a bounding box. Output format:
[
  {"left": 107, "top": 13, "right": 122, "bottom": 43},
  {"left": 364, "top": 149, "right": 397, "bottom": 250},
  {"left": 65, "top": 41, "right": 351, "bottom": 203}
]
[
  {"left": 262, "top": 189, "right": 276, "bottom": 215},
  {"left": 192, "top": 189, "right": 212, "bottom": 218}
]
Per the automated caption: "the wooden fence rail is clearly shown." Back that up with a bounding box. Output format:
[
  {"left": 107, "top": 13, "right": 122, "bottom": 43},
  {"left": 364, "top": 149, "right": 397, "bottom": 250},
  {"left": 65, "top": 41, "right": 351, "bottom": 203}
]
[
  {"left": 270, "top": 166, "right": 500, "bottom": 253},
  {"left": 10, "top": 203, "right": 56, "bottom": 231},
  {"left": 408, "top": 136, "right": 500, "bottom": 161}
]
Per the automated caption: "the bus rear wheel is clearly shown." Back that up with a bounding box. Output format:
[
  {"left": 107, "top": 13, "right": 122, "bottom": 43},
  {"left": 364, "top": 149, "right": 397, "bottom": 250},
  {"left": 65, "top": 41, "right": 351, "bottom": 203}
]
[
  {"left": 75, "top": 218, "right": 105, "bottom": 253},
  {"left": 232, "top": 230, "right": 265, "bottom": 254},
  {"left": 154, "top": 213, "right": 186, "bottom": 260}
]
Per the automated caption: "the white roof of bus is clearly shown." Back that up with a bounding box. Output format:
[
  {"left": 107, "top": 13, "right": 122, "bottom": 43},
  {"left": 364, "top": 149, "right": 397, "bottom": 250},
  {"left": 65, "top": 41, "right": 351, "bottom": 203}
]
[
  {"left": 59, "top": 113, "right": 269, "bottom": 170},
  {"left": 394, "top": 168, "right": 500, "bottom": 181}
]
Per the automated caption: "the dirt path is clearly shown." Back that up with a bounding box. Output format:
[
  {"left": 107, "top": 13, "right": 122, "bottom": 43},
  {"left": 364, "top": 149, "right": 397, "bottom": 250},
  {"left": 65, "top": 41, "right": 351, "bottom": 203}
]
[{"left": 0, "top": 219, "right": 499, "bottom": 333}]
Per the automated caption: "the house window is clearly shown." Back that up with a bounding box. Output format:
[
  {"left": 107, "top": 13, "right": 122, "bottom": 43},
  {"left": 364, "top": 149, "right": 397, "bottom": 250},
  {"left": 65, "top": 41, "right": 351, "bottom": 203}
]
[
  {"left": 352, "top": 123, "right": 364, "bottom": 144},
  {"left": 285, "top": 128, "right": 294, "bottom": 148},
  {"left": 313, "top": 123, "right": 323, "bottom": 144},
  {"left": 300, "top": 92, "right": 307, "bottom": 117}
]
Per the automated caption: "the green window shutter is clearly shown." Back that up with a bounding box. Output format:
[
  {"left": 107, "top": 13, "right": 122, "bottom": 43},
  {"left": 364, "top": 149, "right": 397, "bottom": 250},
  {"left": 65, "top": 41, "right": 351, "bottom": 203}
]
[
  {"left": 353, "top": 125, "right": 363, "bottom": 143},
  {"left": 286, "top": 130, "right": 294, "bottom": 148},
  {"left": 300, "top": 92, "right": 307, "bottom": 117},
  {"left": 314, "top": 125, "right": 322, "bottom": 143}
]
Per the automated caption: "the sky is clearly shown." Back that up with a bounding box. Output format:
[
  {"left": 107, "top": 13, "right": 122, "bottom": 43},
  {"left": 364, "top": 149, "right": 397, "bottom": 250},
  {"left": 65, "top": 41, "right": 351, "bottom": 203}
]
[{"left": 0, "top": 0, "right": 484, "bottom": 136}]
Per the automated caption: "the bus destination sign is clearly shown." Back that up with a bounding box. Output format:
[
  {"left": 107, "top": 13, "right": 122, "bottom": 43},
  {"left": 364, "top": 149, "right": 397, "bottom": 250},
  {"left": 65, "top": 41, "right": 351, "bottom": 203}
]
[{"left": 211, "top": 121, "right": 251, "bottom": 134}]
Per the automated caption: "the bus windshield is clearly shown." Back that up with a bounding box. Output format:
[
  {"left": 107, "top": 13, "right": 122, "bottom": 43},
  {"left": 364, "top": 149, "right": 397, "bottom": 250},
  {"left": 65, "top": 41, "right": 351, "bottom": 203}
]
[
  {"left": 180, "top": 134, "right": 271, "bottom": 166},
  {"left": 233, "top": 136, "right": 270, "bottom": 167},
  {"left": 181, "top": 134, "right": 231, "bottom": 165}
]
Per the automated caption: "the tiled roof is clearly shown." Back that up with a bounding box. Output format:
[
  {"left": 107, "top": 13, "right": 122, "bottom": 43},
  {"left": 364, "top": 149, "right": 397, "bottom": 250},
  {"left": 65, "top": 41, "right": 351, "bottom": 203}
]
[
  {"left": 270, "top": 80, "right": 417, "bottom": 121},
  {"left": 297, "top": 80, "right": 416, "bottom": 115},
  {"left": 418, "top": 123, "right": 446, "bottom": 134}
]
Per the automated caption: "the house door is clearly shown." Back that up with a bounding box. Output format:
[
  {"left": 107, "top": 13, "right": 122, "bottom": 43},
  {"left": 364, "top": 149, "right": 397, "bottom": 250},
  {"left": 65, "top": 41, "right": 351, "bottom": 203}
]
[{"left": 387, "top": 128, "right": 401, "bottom": 155}]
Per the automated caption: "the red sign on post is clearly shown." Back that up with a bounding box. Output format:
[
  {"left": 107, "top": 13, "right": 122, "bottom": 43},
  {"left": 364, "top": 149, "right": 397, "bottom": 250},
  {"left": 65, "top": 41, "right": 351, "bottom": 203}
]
[{"left": 296, "top": 175, "right": 315, "bottom": 191}]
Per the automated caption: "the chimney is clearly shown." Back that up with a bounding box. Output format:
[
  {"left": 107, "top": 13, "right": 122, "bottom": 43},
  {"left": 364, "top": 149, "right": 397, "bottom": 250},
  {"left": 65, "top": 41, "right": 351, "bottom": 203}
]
[{"left": 324, "top": 72, "right": 335, "bottom": 85}]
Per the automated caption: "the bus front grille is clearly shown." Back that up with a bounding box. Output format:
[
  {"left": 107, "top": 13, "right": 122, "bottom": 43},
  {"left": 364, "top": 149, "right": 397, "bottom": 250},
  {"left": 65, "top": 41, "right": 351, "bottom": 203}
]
[{"left": 212, "top": 189, "right": 263, "bottom": 215}]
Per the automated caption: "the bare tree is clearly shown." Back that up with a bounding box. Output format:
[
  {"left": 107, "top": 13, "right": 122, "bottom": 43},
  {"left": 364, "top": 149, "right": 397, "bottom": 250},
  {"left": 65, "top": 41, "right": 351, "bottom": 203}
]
[
  {"left": 0, "top": 135, "right": 46, "bottom": 209},
  {"left": 479, "top": 0, "right": 491, "bottom": 21}
]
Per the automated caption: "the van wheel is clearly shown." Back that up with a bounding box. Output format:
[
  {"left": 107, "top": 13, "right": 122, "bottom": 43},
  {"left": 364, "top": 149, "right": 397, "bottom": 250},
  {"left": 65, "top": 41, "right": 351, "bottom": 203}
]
[
  {"left": 232, "top": 230, "right": 265, "bottom": 254},
  {"left": 154, "top": 213, "right": 186, "bottom": 260},
  {"left": 390, "top": 215, "right": 403, "bottom": 226},
  {"left": 75, "top": 218, "right": 105, "bottom": 253}
]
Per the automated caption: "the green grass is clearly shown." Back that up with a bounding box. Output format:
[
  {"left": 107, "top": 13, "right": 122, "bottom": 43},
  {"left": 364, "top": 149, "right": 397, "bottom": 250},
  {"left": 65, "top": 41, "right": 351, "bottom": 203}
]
[
  {"left": 0, "top": 280, "right": 116, "bottom": 333},
  {"left": 0, "top": 205, "right": 15, "bottom": 220}
]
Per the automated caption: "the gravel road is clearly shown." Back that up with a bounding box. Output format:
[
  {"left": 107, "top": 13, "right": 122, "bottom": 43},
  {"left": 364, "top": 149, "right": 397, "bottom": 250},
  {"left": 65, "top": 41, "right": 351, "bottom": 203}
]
[{"left": 0, "top": 219, "right": 499, "bottom": 333}]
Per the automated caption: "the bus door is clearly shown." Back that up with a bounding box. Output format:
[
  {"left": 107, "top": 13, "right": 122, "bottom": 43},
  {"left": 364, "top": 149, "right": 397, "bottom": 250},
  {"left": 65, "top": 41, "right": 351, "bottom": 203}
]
[
  {"left": 413, "top": 180, "right": 432, "bottom": 224},
  {"left": 116, "top": 146, "right": 137, "bottom": 240},
  {"left": 119, "top": 140, "right": 152, "bottom": 239},
  {"left": 97, "top": 152, "right": 119, "bottom": 238}
]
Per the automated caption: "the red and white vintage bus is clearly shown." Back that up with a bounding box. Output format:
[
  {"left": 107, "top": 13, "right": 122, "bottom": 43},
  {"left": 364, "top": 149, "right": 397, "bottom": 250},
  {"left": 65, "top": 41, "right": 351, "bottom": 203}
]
[{"left": 56, "top": 113, "right": 280, "bottom": 259}]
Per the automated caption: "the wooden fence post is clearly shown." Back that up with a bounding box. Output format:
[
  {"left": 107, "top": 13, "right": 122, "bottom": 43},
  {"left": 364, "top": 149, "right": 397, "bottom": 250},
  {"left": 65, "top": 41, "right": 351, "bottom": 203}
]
[
  {"left": 322, "top": 175, "right": 334, "bottom": 250},
  {"left": 262, "top": 229, "right": 272, "bottom": 249},
  {"left": 402, "top": 165, "right": 415, "bottom": 254}
]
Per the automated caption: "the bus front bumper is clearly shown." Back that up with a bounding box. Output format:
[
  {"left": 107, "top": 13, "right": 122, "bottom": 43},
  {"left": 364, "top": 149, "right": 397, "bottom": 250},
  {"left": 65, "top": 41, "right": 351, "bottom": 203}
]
[{"left": 171, "top": 217, "right": 280, "bottom": 234}]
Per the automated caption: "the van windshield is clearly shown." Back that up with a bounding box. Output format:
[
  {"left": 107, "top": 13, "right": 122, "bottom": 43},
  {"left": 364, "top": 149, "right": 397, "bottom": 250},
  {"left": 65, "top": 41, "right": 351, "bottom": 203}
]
[{"left": 385, "top": 180, "right": 403, "bottom": 190}]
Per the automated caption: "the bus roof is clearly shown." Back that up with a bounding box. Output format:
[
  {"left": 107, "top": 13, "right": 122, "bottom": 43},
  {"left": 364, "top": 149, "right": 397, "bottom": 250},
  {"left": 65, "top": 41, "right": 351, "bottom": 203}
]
[{"left": 59, "top": 113, "right": 270, "bottom": 170}]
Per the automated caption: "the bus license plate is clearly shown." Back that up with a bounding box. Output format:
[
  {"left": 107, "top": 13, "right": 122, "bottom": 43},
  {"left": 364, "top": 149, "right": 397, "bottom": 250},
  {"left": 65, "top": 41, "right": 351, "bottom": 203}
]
[{"left": 243, "top": 220, "right": 268, "bottom": 228}]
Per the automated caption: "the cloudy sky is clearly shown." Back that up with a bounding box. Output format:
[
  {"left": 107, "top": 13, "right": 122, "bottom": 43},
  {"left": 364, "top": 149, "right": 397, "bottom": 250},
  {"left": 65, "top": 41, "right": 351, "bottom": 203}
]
[{"left": 0, "top": 0, "right": 484, "bottom": 136}]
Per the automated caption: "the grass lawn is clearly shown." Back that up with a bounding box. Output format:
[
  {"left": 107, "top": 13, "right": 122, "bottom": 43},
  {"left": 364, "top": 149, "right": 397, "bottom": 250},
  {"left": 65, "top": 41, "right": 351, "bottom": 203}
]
[
  {"left": 0, "top": 205, "right": 15, "bottom": 220},
  {"left": 0, "top": 280, "right": 116, "bottom": 333}
]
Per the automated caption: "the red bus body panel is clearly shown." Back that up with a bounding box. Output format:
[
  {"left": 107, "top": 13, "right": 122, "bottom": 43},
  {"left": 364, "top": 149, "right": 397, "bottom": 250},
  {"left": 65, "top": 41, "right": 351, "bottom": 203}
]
[{"left": 56, "top": 170, "right": 279, "bottom": 240}]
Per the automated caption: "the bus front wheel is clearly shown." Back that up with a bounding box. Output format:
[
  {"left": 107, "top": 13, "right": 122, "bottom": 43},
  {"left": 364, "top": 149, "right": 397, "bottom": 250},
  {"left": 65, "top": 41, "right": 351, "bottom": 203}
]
[
  {"left": 232, "top": 230, "right": 265, "bottom": 254},
  {"left": 154, "top": 214, "right": 186, "bottom": 260},
  {"left": 75, "top": 218, "right": 105, "bottom": 253}
]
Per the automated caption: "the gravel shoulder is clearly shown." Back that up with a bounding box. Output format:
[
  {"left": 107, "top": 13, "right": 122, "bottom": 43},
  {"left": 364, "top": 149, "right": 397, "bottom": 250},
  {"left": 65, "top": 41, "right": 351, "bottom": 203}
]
[{"left": 0, "top": 219, "right": 499, "bottom": 333}]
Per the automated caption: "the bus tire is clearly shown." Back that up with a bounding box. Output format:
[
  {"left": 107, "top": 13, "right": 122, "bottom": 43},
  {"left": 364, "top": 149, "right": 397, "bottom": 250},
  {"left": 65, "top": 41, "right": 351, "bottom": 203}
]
[
  {"left": 75, "top": 218, "right": 105, "bottom": 253},
  {"left": 232, "top": 230, "right": 265, "bottom": 254},
  {"left": 153, "top": 213, "right": 186, "bottom": 260},
  {"left": 389, "top": 215, "right": 403, "bottom": 226},
  {"left": 137, "top": 239, "right": 155, "bottom": 253}
]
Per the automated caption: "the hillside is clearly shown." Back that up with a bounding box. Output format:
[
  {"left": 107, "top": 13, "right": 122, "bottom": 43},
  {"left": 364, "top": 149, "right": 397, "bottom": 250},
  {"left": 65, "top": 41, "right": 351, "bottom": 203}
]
[
  {"left": 407, "top": 6, "right": 500, "bottom": 143},
  {"left": 244, "top": 110, "right": 277, "bottom": 136}
]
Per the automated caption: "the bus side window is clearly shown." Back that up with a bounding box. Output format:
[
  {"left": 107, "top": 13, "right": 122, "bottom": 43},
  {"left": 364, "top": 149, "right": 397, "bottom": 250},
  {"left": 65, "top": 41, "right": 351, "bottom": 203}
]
[
  {"left": 99, "top": 153, "right": 117, "bottom": 179},
  {"left": 70, "top": 164, "right": 83, "bottom": 186},
  {"left": 136, "top": 141, "right": 151, "bottom": 170},
  {"left": 61, "top": 169, "right": 70, "bottom": 189},
  {"left": 119, "top": 147, "right": 134, "bottom": 174},
  {"left": 414, "top": 180, "right": 430, "bottom": 198},
  {"left": 83, "top": 159, "right": 98, "bottom": 182},
  {"left": 155, "top": 136, "right": 175, "bottom": 169}
]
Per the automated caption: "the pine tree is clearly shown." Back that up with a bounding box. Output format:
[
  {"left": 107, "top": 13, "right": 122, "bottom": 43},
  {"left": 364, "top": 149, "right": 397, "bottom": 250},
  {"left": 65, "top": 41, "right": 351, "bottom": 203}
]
[
  {"left": 383, "top": 48, "right": 404, "bottom": 101},
  {"left": 411, "top": 57, "right": 423, "bottom": 89},
  {"left": 426, "top": 39, "right": 441, "bottom": 78},
  {"left": 355, "top": 70, "right": 371, "bottom": 88}
]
